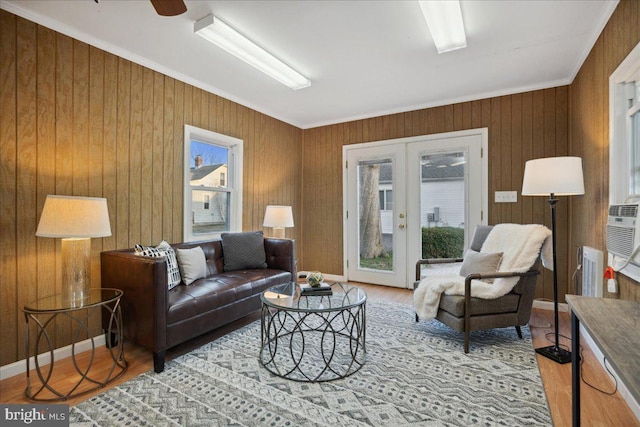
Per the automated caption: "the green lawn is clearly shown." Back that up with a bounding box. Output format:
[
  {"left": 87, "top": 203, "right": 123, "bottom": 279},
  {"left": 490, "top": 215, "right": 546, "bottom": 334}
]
[{"left": 359, "top": 253, "right": 393, "bottom": 271}]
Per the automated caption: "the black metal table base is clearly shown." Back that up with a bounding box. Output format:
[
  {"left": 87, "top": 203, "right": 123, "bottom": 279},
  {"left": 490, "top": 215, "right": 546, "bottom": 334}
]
[{"left": 260, "top": 301, "right": 366, "bottom": 382}]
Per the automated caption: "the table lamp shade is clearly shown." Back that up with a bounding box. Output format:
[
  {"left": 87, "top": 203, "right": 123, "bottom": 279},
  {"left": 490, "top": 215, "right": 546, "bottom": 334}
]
[
  {"left": 263, "top": 205, "right": 294, "bottom": 228},
  {"left": 522, "top": 156, "right": 585, "bottom": 196},
  {"left": 36, "top": 195, "right": 112, "bottom": 238},
  {"left": 37, "top": 195, "right": 111, "bottom": 305}
]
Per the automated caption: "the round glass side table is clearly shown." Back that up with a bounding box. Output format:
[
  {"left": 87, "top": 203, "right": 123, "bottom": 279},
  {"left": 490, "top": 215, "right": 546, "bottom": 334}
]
[
  {"left": 260, "top": 282, "right": 367, "bottom": 382},
  {"left": 22, "top": 288, "right": 127, "bottom": 401}
]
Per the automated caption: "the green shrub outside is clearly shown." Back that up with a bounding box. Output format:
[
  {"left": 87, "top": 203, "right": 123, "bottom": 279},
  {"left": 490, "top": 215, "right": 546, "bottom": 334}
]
[{"left": 422, "top": 226, "right": 464, "bottom": 259}]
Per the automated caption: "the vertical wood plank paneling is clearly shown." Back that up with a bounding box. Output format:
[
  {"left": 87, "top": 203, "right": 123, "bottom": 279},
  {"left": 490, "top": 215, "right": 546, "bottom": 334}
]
[
  {"left": 16, "top": 17, "right": 38, "bottom": 359},
  {"left": 163, "top": 78, "right": 174, "bottom": 240},
  {"left": 54, "top": 32, "right": 74, "bottom": 346},
  {"left": 36, "top": 26, "right": 56, "bottom": 307},
  {"left": 71, "top": 40, "right": 90, "bottom": 340},
  {"left": 500, "top": 96, "right": 512, "bottom": 222},
  {"left": 116, "top": 58, "right": 131, "bottom": 249},
  {"left": 140, "top": 67, "right": 154, "bottom": 245},
  {"left": 521, "top": 92, "right": 534, "bottom": 225},
  {"left": 511, "top": 93, "right": 523, "bottom": 224},
  {"left": 570, "top": 0, "right": 640, "bottom": 301},
  {"left": 173, "top": 81, "right": 185, "bottom": 243},
  {"left": 152, "top": 72, "right": 164, "bottom": 243},
  {"left": 0, "top": 11, "right": 18, "bottom": 365},
  {"left": 73, "top": 40, "right": 90, "bottom": 197},
  {"left": 88, "top": 46, "right": 104, "bottom": 336},
  {"left": 129, "top": 64, "right": 143, "bottom": 246},
  {"left": 102, "top": 53, "right": 118, "bottom": 253},
  {"left": 489, "top": 98, "right": 501, "bottom": 224}
]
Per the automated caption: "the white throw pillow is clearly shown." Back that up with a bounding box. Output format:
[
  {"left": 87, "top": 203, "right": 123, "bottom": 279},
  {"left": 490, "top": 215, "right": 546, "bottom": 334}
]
[
  {"left": 134, "top": 240, "right": 182, "bottom": 290},
  {"left": 176, "top": 246, "right": 207, "bottom": 285}
]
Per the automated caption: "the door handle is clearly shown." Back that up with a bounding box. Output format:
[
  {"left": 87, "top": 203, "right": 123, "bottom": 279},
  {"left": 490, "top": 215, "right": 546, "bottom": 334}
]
[{"left": 399, "top": 224, "right": 405, "bottom": 230}]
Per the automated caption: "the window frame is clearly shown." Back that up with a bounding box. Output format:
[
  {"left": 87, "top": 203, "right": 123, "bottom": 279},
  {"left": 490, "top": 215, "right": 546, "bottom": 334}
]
[
  {"left": 183, "top": 125, "right": 243, "bottom": 242},
  {"left": 609, "top": 41, "right": 640, "bottom": 279}
]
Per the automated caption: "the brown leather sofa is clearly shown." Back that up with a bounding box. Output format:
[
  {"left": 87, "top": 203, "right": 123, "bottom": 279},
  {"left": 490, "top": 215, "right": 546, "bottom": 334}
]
[{"left": 101, "top": 238, "right": 295, "bottom": 373}]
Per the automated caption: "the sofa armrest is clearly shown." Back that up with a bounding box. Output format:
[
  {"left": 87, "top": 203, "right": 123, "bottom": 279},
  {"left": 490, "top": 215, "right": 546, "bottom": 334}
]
[
  {"left": 101, "top": 250, "right": 168, "bottom": 352},
  {"left": 264, "top": 238, "right": 296, "bottom": 281}
]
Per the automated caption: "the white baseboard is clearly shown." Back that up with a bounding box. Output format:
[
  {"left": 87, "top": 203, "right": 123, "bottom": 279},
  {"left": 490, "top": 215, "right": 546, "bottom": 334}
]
[
  {"left": 532, "top": 300, "right": 570, "bottom": 312},
  {"left": 579, "top": 324, "right": 640, "bottom": 421},
  {"left": 0, "top": 334, "right": 106, "bottom": 381}
]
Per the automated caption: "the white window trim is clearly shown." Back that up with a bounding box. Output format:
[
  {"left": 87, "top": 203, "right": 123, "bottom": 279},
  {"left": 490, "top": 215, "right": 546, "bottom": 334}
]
[
  {"left": 608, "top": 41, "right": 640, "bottom": 279},
  {"left": 184, "top": 125, "right": 243, "bottom": 242}
]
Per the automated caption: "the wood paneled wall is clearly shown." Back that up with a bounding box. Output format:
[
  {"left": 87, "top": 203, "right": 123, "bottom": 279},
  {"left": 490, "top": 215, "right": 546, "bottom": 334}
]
[
  {"left": 0, "top": 10, "right": 302, "bottom": 366},
  {"left": 301, "top": 88, "right": 569, "bottom": 303},
  {"left": 569, "top": 0, "right": 640, "bottom": 302}
]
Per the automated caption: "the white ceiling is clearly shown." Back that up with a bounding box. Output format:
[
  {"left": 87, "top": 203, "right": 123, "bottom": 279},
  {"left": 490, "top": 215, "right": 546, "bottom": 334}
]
[{"left": 1, "top": 0, "right": 618, "bottom": 129}]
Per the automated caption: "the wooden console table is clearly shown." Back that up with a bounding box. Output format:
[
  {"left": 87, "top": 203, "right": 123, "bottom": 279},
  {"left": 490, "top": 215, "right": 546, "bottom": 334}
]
[{"left": 566, "top": 295, "right": 640, "bottom": 427}]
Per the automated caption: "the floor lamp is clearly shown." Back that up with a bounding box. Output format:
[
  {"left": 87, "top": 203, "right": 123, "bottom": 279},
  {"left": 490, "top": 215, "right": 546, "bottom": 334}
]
[{"left": 522, "top": 156, "right": 584, "bottom": 364}]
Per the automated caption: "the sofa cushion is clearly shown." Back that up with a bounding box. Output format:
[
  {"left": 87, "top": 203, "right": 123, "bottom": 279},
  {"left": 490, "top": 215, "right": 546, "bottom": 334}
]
[
  {"left": 221, "top": 231, "right": 267, "bottom": 271},
  {"left": 176, "top": 246, "right": 207, "bottom": 285},
  {"left": 134, "top": 241, "right": 181, "bottom": 290},
  {"left": 167, "top": 269, "right": 290, "bottom": 324}
]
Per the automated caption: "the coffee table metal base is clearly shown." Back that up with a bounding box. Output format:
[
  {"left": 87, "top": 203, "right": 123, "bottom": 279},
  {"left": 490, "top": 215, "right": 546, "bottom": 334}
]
[{"left": 259, "top": 300, "right": 366, "bottom": 382}]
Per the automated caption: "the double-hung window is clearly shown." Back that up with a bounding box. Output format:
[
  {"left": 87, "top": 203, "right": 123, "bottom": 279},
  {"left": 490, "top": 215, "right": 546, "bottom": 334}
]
[{"left": 183, "top": 125, "right": 243, "bottom": 242}]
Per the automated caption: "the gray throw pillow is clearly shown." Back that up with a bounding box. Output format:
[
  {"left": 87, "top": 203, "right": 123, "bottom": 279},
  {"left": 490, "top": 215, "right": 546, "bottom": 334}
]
[
  {"left": 459, "top": 249, "right": 503, "bottom": 278},
  {"left": 221, "top": 231, "right": 268, "bottom": 271},
  {"left": 176, "top": 246, "right": 207, "bottom": 285}
]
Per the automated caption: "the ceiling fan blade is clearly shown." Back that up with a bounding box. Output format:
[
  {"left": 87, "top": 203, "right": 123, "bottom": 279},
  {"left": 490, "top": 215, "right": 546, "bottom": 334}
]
[{"left": 150, "top": 0, "right": 187, "bottom": 17}]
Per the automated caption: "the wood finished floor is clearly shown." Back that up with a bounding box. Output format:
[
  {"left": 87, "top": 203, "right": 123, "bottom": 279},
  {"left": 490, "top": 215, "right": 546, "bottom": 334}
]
[{"left": 1, "top": 283, "right": 637, "bottom": 426}]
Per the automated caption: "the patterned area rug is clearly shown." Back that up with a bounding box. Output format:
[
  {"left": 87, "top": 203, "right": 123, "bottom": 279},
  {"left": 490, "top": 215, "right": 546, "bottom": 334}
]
[{"left": 70, "top": 301, "right": 551, "bottom": 426}]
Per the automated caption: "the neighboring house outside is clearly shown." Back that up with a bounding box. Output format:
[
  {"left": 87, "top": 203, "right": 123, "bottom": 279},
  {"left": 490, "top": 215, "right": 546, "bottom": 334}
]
[
  {"left": 190, "top": 159, "right": 228, "bottom": 226},
  {"left": 379, "top": 158, "right": 464, "bottom": 236}
]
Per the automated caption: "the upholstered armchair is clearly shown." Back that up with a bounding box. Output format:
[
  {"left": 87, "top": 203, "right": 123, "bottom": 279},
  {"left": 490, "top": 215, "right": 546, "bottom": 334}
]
[{"left": 414, "top": 225, "right": 543, "bottom": 353}]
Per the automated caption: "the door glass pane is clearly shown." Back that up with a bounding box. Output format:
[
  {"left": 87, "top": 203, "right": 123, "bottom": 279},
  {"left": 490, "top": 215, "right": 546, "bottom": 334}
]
[
  {"left": 420, "top": 151, "right": 466, "bottom": 276},
  {"left": 358, "top": 158, "right": 393, "bottom": 272}
]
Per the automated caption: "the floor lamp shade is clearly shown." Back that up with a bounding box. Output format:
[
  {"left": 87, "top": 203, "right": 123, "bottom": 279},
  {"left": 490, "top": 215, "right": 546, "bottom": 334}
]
[
  {"left": 521, "top": 157, "right": 584, "bottom": 364},
  {"left": 522, "top": 156, "right": 585, "bottom": 196},
  {"left": 263, "top": 205, "right": 294, "bottom": 239},
  {"left": 37, "top": 196, "right": 112, "bottom": 305}
]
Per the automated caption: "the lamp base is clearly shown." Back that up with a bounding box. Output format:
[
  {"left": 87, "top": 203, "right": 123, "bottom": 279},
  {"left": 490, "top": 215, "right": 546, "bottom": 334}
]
[{"left": 535, "top": 345, "right": 572, "bottom": 364}]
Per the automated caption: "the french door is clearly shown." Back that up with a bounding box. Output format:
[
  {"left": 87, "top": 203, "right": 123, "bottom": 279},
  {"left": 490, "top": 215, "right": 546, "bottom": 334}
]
[{"left": 344, "top": 129, "right": 487, "bottom": 288}]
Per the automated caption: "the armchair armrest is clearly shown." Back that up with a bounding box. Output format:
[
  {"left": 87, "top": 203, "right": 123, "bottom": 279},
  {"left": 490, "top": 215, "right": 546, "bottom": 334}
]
[{"left": 415, "top": 258, "right": 464, "bottom": 281}]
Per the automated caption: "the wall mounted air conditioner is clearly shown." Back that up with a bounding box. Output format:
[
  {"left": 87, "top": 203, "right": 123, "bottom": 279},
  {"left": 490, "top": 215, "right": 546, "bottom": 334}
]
[{"left": 606, "top": 204, "right": 640, "bottom": 260}]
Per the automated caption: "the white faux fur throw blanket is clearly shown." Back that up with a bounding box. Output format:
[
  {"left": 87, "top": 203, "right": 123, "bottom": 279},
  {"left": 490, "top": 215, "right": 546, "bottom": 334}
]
[{"left": 414, "top": 224, "right": 553, "bottom": 320}]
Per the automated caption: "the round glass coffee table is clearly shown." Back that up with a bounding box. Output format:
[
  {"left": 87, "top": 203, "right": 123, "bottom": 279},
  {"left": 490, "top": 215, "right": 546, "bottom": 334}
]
[{"left": 259, "top": 282, "right": 366, "bottom": 382}]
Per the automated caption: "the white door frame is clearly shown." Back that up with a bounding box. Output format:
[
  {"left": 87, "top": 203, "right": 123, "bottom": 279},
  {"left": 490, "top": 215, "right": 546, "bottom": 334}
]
[{"left": 342, "top": 128, "right": 488, "bottom": 287}]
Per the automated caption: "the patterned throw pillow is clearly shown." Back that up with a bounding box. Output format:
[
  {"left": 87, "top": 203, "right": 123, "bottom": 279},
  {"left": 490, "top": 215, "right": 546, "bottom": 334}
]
[
  {"left": 221, "top": 231, "right": 268, "bottom": 272},
  {"left": 134, "top": 240, "right": 182, "bottom": 290}
]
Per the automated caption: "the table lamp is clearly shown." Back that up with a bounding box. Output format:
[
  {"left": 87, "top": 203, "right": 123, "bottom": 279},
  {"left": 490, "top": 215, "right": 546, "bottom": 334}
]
[
  {"left": 36, "top": 195, "right": 112, "bottom": 305},
  {"left": 263, "top": 205, "right": 294, "bottom": 238},
  {"left": 522, "top": 156, "right": 584, "bottom": 364}
]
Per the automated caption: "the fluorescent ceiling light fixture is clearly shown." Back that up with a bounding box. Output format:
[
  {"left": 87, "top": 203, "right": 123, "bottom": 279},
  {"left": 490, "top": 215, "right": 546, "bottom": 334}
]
[
  {"left": 194, "top": 14, "right": 310, "bottom": 90},
  {"left": 419, "top": 0, "right": 467, "bottom": 54}
]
